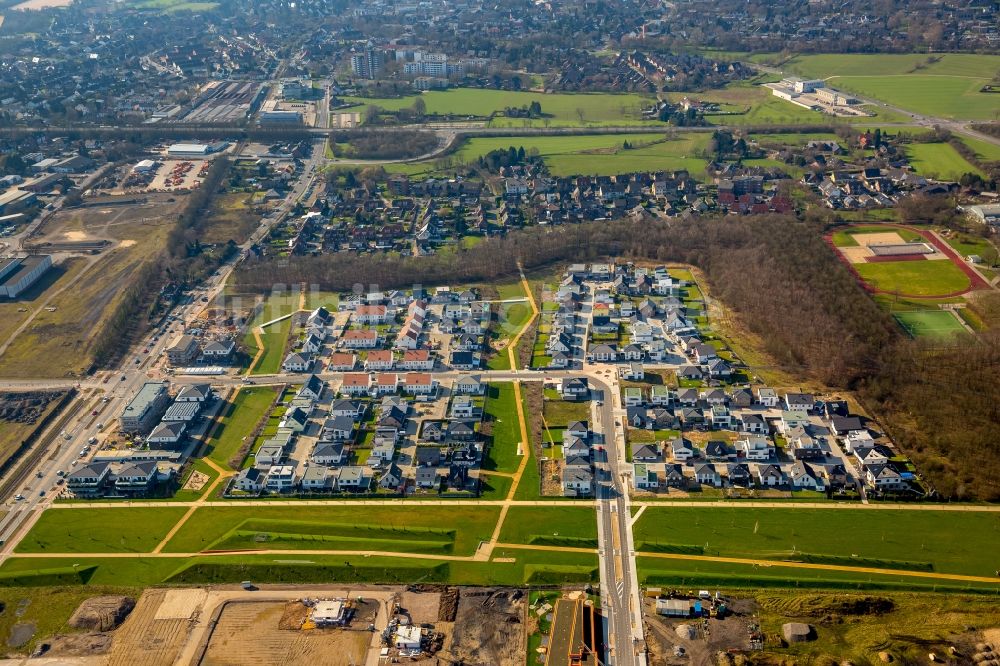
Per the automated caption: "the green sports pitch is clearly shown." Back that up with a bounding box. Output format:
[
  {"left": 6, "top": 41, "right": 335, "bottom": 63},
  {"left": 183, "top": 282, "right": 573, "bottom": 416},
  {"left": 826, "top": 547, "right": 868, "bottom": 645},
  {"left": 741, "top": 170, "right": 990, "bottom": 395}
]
[{"left": 893, "top": 310, "right": 967, "bottom": 339}]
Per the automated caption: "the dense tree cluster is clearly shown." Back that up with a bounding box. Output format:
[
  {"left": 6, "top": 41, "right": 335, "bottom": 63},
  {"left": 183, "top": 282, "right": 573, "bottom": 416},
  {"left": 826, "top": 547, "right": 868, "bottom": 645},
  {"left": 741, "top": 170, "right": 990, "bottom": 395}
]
[{"left": 329, "top": 129, "right": 438, "bottom": 160}]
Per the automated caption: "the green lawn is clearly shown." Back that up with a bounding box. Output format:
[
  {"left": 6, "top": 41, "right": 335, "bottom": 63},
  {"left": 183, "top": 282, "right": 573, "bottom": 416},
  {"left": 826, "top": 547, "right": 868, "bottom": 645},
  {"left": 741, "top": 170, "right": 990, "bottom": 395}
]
[
  {"left": 854, "top": 259, "right": 971, "bottom": 297},
  {"left": 545, "top": 134, "right": 711, "bottom": 176},
  {"left": 958, "top": 135, "right": 1000, "bottom": 162},
  {"left": 633, "top": 507, "right": 1000, "bottom": 577},
  {"left": 204, "top": 386, "right": 279, "bottom": 469},
  {"left": 773, "top": 54, "right": 1000, "bottom": 120},
  {"left": 15, "top": 508, "right": 188, "bottom": 554},
  {"left": 0, "top": 548, "right": 600, "bottom": 588},
  {"left": 830, "top": 76, "right": 999, "bottom": 121},
  {"left": 345, "top": 88, "right": 658, "bottom": 126},
  {"left": 893, "top": 310, "right": 967, "bottom": 339},
  {"left": 942, "top": 232, "right": 998, "bottom": 263},
  {"left": 448, "top": 134, "right": 661, "bottom": 167},
  {"left": 906, "top": 143, "right": 984, "bottom": 180},
  {"left": 543, "top": 398, "right": 591, "bottom": 426},
  {"left": 483, "top": 382, "right": 525, "bottom": 473},
  {"left": 160, "top": 505, "right": 500, "bottom": 556},
  {"left": 249, "top": 317, "right": 292, "bottom": 375},
  {"left": 304, "top": 290, "right": 340, "bottom": 311},
  {"left": 498, "top": 507, "right": 597, "bottom": 547},
  {"left": 173, "top": 457, "right": 222, "bottom": 501}
]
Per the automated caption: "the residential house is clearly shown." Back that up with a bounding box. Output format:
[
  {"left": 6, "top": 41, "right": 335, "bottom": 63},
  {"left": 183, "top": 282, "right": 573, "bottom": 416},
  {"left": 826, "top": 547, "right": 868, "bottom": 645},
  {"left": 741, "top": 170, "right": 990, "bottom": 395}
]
[
  {"left": 789, "top": 461, "right": 826, "bottom": 491},
  {"left": 757, "top": 464, "right": 785, "bottom": 487},
  {"left": 561, "top": 378, "right": 590, "bottom": 401},
  {"left": 454, "top": 375, "right": 485, "bottom": 394},
  {"left": 670, "top": 437, "right": 696, "bottom": 462},
  {"left": 784, "top": 392, "right": 815, "bottom": 412},
  {"left": 738, "top": 436, "right": 773, "bottom": 461},
  {"left": 282, "top": 352, "right": 313, "bottom": 373},
  {"left": 755, "top": 387, "right": 778, "bottom": 407},
  {"left": 311, "top": 442, "right": 345, "bottom": 466},
  {"left": 328, "top": 352, "right": 357, "bottom": 371},
  {"left": 340, "top": 373, "right": 373, "bottom": 396},
  {"left": 632, "top": 444, "right": 662, "bottom": 463},
  {"left": 695, "top": 463, "right": 723, "bottom": 487}
]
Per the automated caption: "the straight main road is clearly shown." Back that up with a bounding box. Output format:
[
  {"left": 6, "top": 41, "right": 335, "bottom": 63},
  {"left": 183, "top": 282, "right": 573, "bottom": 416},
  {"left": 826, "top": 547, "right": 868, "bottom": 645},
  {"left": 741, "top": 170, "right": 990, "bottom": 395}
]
[
  {"left": 0, "top": 138, "right": 328, "bottom": 556},
  {"left": 590, "top": 372, "right": 646, "bottom": 666}
]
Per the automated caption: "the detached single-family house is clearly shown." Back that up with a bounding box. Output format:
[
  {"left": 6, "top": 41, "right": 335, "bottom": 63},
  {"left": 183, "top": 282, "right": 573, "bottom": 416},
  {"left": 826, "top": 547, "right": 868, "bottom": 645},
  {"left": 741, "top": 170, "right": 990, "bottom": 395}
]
[
  {"left": 695, "top": 463, "right": 723, "bottom": 487},
  {"left": 311, "top": 442, "right": 345, "bottom": 466},
  {"left": 670, "top": 437, "right": 695, "bottom": 462},
  {"left": 784, "top": 392, "right": 815, "bottom": 412},
  {"left": 282, "top": 352, "right": 313, "bottom": 373},
  {"left": 757, "top": 464, "right": 785, "bottom": 487},
  {"left": 738, "top": 436, "right": 773, "bottom": 461},
  {"left": 561, "top": 378, "right": 590, "bottom": 401},
  {"left": 756, "top": 387, "right": 778, "bottom": 408}
]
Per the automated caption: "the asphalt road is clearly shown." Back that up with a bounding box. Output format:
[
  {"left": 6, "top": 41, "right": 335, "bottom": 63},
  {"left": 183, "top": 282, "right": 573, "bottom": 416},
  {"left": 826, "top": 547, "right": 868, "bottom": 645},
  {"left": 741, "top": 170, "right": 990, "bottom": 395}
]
[
  {"left": 0, "top": 138, "right": 327, "bottom": 555},
  {"left": 589, "top": 371, "right": 646, "bottom": 666}
]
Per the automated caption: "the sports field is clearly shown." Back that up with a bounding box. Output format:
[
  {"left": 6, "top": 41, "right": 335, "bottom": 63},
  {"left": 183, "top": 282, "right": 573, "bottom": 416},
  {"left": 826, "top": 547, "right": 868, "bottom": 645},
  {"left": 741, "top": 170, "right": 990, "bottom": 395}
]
[
  {"left": 830, "top": 226, "right": 922, "bottom": 247},
  {"left": 893, "top": 310, "right": 967, "bottom": 339},
  {"left": 344, "top": 88, "right": 657, "bottom": 126},
  {"left": 854, "top": 260, "right": 971, "bottom": 297},
  {"left": 782, "top": 53, "right": 1000, "bottom": 120},
  {"left": 906, "top": 142, "right": 985, "bottom": 180}
]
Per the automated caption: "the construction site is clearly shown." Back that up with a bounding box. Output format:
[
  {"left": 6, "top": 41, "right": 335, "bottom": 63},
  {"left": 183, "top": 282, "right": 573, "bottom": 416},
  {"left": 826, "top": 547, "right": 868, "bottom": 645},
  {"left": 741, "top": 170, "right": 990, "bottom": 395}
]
[{"left": 19, "top": 584, "right": 526, "bottom": 666}]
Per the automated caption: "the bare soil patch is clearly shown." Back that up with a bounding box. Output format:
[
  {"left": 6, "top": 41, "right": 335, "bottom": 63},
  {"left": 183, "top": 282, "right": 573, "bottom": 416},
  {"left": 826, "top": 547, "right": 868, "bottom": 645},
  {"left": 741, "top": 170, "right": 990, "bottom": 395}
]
[
  {"left": 42, "top": 631, "right": 112, "bottom": 657},
  {"left": 442, "top": 588, "right": 526, "bottom": 666},
  {"left": 201, "top": 601, "right": 370, "bottom": 666},
  {"left": 182, "top": 470, "right": 209, "bottom": 492}
]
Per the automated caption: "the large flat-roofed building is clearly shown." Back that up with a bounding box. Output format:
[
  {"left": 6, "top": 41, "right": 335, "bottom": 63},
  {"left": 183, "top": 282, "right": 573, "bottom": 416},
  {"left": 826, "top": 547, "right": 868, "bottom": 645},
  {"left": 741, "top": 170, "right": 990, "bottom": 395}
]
[
  {"left": 120, "top": 382, "right": 171, "bottom": 434},
  {"left": 259, "top": 110, "right": 304, "bottom": 125},
  {"left": 964, "top": 203, "right": 1000, "bottom": 226},
  {"left": 0, "top": 188, "right": 36, "bottom": 215},
  {"left": 0, "top": 255, "right": 52, "bottom": 298},
  {"left": 166, "top": 143, "right": 211, "bottom": 158}
]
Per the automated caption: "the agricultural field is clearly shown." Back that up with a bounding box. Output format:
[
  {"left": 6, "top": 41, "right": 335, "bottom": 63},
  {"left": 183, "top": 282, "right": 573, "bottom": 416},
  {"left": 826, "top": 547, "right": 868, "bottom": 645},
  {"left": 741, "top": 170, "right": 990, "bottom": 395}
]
[
  {"left": 448, "top": 133, "right": 659, "bottom": 167},
  {"left": 906, "top": 142, "right": 984, "bottom": 180},
  {"left": 853, "top": 261, "right": 971, "bottom": 297},
  {"left": 124, "top": 0, "right": 219, "bottom": 11},
  {"left": 345, "top": 88, "right": 658, "bottom": 126},
  {"left": 893, "top": 310, "right": 967, "bottom": 339},
  {"left": 632, "top": 506, "right": 1000, "bottom": 577},
  {"left": 782, "top": 53, "right": 1000, "bottom": 120},
  {"left": 15, "top": 507, "right": 189, "bottom": 554}
]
